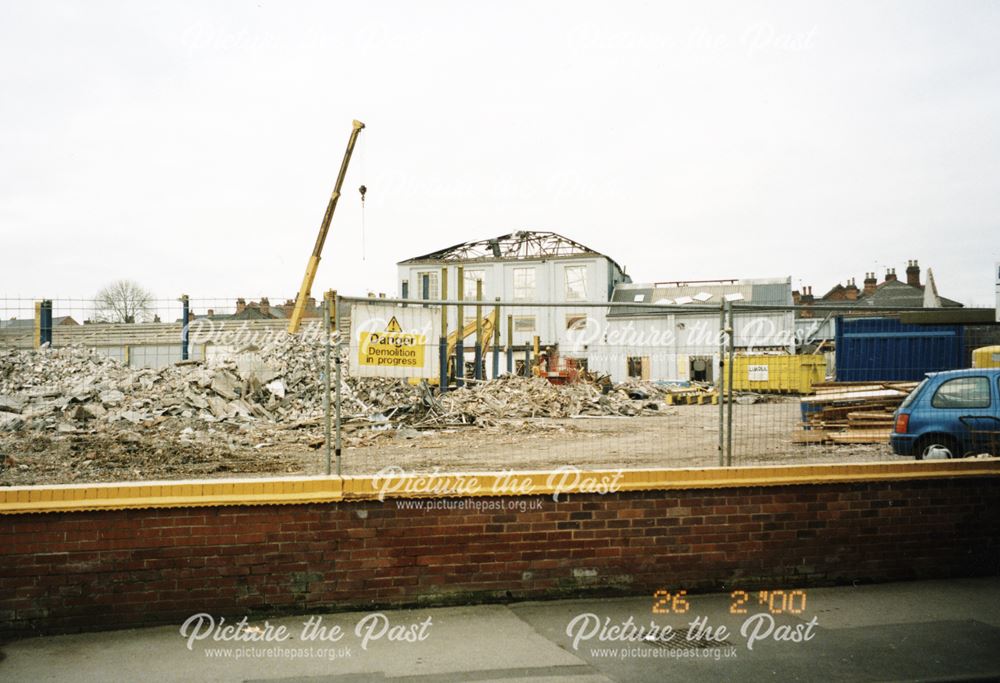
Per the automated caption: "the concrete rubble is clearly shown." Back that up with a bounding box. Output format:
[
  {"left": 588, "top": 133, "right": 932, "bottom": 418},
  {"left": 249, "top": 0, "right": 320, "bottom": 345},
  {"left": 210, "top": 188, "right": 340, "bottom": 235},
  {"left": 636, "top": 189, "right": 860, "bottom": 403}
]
[{"left": 0, "top": 337, "right": 675, "bottom": 484}]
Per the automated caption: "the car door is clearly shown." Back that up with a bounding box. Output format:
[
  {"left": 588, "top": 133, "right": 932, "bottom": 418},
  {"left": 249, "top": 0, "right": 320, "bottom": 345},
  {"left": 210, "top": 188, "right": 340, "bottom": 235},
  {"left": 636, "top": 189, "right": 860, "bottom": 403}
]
[
  {"left": 927, "top": 375, "right": 996, "bottom": 455},
  {"left": 978, "top": 374, "right": 1000, "bottom": 454}
]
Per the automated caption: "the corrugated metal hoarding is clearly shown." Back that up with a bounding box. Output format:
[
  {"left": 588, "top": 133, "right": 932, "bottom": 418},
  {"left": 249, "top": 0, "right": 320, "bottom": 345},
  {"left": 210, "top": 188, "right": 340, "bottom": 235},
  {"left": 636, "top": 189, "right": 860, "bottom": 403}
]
[{"left": 834, "top": 316, "right": 963, "bottom": 381}]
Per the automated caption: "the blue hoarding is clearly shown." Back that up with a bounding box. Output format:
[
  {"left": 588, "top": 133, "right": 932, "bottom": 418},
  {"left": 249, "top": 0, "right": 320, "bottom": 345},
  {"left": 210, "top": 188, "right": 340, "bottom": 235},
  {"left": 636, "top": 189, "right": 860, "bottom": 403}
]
[{"left": 835, "top": 317, "right": 964, "bottom": 381}]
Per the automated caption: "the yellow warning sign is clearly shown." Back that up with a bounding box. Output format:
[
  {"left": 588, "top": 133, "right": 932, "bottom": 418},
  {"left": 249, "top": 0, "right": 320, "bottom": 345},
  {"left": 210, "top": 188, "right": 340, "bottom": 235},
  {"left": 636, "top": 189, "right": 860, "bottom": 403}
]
[
  {"left": 358, "top": 318, "right": 426, "bottom": 368},
  {"left": 351, "top": 304, "right": 437, "bottom": 378}
]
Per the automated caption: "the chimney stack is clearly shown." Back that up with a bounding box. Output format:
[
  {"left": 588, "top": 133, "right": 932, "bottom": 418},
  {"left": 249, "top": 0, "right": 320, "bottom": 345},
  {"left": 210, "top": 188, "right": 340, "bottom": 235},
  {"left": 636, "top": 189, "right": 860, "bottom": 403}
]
[
  {"left": 236, "top": 298, "right": 246, "bottom": 314},
  {"left": 845, "top": 278, "right": 859, "bottom": 301},
  {"left": 863, "top": 272, "right": 877, "bottom": 296},
  {"left": 260, "top": 297, "right": 270, "bottom": 317},
  {"left": 800, "top": 286, "right": 814, "bottom": 304},
  {"left": 884, "top": 268, "right": 897, "bottom": 283},
  {"left": 906, "top": 260, "right": 920, "bottom": 287}
]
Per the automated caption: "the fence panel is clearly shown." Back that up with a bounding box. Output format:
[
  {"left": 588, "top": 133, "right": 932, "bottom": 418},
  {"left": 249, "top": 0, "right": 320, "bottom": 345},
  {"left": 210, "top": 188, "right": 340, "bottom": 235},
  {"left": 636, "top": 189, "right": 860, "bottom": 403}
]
[{"left": 3, "top": 294, "right": 999, "bottom": 485}]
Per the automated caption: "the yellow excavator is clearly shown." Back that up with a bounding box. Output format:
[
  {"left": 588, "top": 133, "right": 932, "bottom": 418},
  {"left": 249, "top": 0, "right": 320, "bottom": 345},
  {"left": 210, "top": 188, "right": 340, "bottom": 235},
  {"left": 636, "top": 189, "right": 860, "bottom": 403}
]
[
  {"left": 409, "top": 309, "right": 498, "bottom": 386},
  {"left": 287, "top": 119, "right": 365, "bottom": 334}
]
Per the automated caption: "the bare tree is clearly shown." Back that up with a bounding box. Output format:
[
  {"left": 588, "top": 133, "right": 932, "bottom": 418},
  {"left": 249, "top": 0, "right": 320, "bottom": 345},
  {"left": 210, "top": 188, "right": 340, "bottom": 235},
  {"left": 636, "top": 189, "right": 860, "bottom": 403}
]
[{"left": 94, "top": 280, "right": 154, "bottom": 323}]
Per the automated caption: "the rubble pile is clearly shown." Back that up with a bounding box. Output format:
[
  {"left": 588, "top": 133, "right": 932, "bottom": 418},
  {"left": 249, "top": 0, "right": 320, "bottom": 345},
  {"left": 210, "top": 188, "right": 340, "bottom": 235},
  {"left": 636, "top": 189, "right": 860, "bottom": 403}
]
[
  {"left": 0, "top": 343, "right": 319, "bottom": 432},
  {"left": 0, "top": 337, "right": 670, "bottom": 441},
  {"left": 0, "top": 338, "right": 687, "bottom": 485},
  {"left": 431, "top": 376, "right": 661, "bottom": 425}
]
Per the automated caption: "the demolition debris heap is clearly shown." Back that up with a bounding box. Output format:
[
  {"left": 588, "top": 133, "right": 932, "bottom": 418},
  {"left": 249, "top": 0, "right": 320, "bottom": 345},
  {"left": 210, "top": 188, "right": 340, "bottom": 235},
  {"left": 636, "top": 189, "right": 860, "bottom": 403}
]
[{"left": 0, "top": 336, "right": 671, "bottom": 440}]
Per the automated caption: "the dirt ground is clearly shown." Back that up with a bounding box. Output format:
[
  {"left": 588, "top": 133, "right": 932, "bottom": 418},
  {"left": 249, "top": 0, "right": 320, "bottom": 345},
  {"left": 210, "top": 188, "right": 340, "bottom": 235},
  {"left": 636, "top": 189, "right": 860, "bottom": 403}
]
[{"left": 0, "top": 399, "right": 900, "bottom": 486}]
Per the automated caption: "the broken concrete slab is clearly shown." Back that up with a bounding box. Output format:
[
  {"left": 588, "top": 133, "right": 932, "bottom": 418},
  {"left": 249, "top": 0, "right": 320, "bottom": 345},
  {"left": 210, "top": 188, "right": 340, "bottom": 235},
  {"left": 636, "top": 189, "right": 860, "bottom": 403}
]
[
  {"left": 0, "top": 395, "right": 25, "bottom": 414},
  {"left": 99, "top": 389, "right": 125, "bottom": 406}
]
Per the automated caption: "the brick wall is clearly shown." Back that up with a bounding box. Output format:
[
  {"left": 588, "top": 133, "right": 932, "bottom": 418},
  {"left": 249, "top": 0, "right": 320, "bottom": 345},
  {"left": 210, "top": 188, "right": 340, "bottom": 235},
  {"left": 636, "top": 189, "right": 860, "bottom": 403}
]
[{"left": 2, "top": 478, "right": 998, "bottom": 639}]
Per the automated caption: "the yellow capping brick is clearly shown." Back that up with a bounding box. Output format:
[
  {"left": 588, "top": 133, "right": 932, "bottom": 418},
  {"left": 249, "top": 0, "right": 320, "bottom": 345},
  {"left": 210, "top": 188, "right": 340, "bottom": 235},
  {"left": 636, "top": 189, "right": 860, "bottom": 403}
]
[{"left": 0, "top": 461, "right": 998, "bottom": 514}]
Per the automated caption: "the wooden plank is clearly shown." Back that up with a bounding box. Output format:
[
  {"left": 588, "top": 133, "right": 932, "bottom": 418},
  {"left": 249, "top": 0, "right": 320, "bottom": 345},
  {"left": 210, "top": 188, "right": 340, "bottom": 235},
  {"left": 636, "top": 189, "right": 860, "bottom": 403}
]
[
  {"left": 801, "top": 389, "right": 907, "bottom": 404},
  {"left": 792, "top": 430, "right": 829, "bottom": 444},
  {"left": 829, "top": 430, "right": 891, "bottom": 444}
]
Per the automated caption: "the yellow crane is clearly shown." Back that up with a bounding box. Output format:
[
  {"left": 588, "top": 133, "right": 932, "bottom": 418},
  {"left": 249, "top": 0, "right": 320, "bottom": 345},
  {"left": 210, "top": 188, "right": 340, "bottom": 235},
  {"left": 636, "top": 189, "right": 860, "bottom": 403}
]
[{"left": 287, "top": 119, "right": 365, "bottom": 333}]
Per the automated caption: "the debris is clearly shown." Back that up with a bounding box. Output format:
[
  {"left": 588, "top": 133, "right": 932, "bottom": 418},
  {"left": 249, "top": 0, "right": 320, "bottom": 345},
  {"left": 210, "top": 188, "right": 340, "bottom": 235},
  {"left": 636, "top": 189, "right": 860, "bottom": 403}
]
[
  {"left": 0, "top": 413, "right": 24, "bottom": 432},
  {"left": 265, "top": 380, "right": 286, "bottom": 399},
  {"left": 0, "top": 395, "right": 25, "bottom": 414},
  {"left": 0, "top": 339, "right": 687, "bottom": 484},
  {"left": 99, "top": 389, "right": 125, "bottom": 406},
  {"left": 210, "top": 371, "right": 240, "bottom": 400}
]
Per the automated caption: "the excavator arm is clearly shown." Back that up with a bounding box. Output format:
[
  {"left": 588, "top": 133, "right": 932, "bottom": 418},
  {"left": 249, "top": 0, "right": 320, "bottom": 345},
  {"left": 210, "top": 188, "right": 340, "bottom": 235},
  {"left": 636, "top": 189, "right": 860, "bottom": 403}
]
[
  {"left": 411, "top": 309, "right": 497, "bottom": 386},
  {"left": 446, "top": 309, "right": 497, "bottom": 358}
]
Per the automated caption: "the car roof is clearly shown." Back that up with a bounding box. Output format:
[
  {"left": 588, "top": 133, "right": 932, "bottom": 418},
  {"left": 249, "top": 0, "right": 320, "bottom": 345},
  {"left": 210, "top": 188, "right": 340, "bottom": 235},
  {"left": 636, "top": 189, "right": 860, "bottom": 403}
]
[{"left": 926, "top": 368, "right": 1000, "bottom": 378}]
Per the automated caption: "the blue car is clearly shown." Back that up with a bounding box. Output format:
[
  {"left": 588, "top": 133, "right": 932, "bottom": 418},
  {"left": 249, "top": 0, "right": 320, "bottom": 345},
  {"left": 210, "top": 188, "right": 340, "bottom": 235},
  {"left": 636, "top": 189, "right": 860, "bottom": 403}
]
[{"left": 891, "top": 368, "right": 1000, "bottom": 459}]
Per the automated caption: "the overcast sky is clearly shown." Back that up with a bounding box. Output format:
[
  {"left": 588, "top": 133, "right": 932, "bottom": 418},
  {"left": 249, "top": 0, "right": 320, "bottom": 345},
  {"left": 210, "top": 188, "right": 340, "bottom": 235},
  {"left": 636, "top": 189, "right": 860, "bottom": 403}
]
[{"left": 2, "top": 0, "right": 998, "bottom": 315}]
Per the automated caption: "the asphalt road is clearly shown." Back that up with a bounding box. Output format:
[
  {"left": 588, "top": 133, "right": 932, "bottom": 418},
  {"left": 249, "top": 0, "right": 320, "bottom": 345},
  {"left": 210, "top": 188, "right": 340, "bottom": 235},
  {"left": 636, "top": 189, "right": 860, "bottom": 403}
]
[{"left": 3, "top": 577, "right": 1000, "bottom": 682}]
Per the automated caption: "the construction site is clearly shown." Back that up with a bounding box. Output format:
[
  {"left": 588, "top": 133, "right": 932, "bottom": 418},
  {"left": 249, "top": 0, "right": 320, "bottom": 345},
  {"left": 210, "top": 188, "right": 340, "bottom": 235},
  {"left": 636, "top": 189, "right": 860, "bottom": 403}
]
[
  {"left": 6, "top": 8, "right": 1000, "bottom": 683},
  {"left": 3, "top": 173, "right": 999, "bottom": 487},
  {"left": 2, "top": 121, "right": 999, "bottom": 485},
  {"left": 4, "top": 270, "right": 997, "bottom": 487},
  {"left": 0, "top": 337, "right": 898, "bottom": 486}
]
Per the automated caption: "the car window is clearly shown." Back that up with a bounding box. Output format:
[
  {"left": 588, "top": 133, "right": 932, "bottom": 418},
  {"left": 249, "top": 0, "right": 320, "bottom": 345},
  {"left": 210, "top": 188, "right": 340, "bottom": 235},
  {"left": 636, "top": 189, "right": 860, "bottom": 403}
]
[
  {"left": 899, "top": 378, "right": 928, "bottom": 410},
  {"left": 930, "top": 376, "right": 991, "bottom": 409}
]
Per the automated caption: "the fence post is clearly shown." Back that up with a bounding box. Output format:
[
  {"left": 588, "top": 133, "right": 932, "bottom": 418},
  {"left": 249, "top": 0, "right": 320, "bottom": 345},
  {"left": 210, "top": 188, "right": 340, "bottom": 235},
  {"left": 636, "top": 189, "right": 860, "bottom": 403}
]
[
  {"left": 492, "top": 298, "right": 500, "bottom": 379},
  {"left": 474, "top": 280, "right": 483, "bottom": 381},
  {"left": 718, "top": 302, "right": 725, "bottom": 467},
  {"left": 506, "top": 314, "right": 513, "bottom": 374},
  {"left": 726, "top": 300, "right": 735, "bottom": 467},
  {"left": 456, "top": 266, "right": 464, "bottom": 387},
  {"left": 334, "top": 292, "right": 343, "bottom": 476},
  {"left": 33, "top": 301, "right": 41, "bottom": 349},
  {"left": 323, "top": 297, "right": 332, "bottom": 476},
  {"left": 180, "top": 295, "right": 189, "bottom": 360},
  {"left": 439, "top": 268, "right": 448, "bottom": 392},
  {"left": 39, "top": 300, "right": 53, "bottom": 347}
]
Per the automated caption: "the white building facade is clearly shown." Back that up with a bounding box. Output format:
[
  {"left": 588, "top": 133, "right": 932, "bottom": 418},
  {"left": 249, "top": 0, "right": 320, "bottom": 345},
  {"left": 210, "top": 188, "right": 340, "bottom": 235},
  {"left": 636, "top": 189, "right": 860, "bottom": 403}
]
[
  {"left": 585, "top": 278, "right": 796, "bottom": 384},
  {"left": 396, "top": 231, "right": 630, "bottom": 356}
]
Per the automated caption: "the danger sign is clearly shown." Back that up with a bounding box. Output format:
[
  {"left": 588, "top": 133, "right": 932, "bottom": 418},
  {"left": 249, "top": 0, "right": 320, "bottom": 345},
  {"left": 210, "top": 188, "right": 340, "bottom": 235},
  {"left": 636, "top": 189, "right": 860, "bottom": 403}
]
[
  {"left": 350, "top": 304, "right": 438, "bottom": 379},
  {"left": 358, "top": 316, "right": 426, "bottom": 368}
]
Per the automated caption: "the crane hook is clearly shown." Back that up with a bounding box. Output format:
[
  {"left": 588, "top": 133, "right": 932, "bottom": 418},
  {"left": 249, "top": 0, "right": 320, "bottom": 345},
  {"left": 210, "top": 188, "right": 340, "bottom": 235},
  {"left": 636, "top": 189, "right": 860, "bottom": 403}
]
[{"left": 359, "top": 184, "right": 367, "bottom": 202}]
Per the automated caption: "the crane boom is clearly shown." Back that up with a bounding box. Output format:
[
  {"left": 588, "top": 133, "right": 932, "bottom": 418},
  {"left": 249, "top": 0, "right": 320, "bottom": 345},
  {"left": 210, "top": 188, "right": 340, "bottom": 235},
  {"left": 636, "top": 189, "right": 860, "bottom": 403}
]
[{"left": 287, "top": 119, "right": 365, "bottom": 333}]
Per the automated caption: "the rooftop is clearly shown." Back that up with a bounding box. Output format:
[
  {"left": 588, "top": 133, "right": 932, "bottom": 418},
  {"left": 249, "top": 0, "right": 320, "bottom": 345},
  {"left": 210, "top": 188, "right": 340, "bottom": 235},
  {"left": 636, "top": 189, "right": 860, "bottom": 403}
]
[
  {"left": 398, "top": 231, "right": 626, "bottom": 273},
  {"left": 0, "top": 316, "right": 78, "bottom": 329},
  {"left": 797, "top": 261, "right": 963, "bottom": 310},
  {"left": 609, "top": 277, "right": 792, "bottom": 317}
]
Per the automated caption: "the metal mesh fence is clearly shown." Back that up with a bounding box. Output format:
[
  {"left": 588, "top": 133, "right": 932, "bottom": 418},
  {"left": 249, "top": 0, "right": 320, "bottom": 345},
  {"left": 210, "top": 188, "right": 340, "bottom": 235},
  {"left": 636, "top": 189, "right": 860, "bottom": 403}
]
[
  {"left": 338, "top": 295, "right": 1000, "bottom": 472},
  {"left": 0, "top": 296, "right": 307, "bottom": 368},
  {"left": 1, "top": 294, "right": 999, "bottom": 485}
]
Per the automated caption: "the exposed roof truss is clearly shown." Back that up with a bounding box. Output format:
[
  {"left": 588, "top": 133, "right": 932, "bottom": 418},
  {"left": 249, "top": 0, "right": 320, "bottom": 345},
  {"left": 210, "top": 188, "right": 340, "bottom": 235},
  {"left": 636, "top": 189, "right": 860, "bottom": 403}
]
[{"left": 401, "top": 231, "right": 603, "bottom": 263}]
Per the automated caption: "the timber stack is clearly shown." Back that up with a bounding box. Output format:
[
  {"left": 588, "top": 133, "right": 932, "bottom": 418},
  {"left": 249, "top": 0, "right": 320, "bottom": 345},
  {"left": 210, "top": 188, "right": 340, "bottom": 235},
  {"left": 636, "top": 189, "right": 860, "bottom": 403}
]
[{"left": 795, "top": 381, "right": 919, "bottom": 445}]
